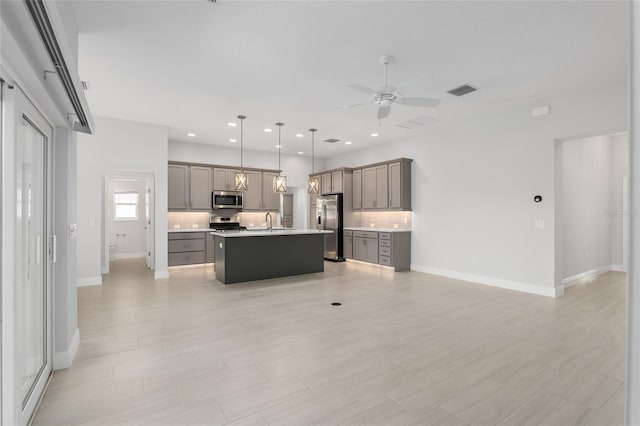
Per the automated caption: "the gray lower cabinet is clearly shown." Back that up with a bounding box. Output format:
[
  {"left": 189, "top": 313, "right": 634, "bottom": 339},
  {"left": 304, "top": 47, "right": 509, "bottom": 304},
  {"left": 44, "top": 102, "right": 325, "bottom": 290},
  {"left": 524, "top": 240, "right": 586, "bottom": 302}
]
[
  {"left": 206, "top": 233, "right": 215, "bottom": 263},
  {"left": 168, "top": 232, "right": 206, "bottom": 266},
  {"left": 344, "top": 230, "right": 353, "bottom": 258},
  {"left": 347, "top": 230, "right": 411, "bottom": 271}
]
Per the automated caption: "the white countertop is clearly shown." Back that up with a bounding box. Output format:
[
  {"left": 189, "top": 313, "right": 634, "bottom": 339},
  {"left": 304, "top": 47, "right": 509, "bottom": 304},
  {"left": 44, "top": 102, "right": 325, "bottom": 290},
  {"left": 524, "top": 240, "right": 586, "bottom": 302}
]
[
  {"left": 344, "top": 227, "right": 411, "bottom": 233},
  {"left": 211, "top": 229, "right": 333, "bottom": 238},
  {"left": 168, "top": 228, "right": 210, "bottom": 233}
]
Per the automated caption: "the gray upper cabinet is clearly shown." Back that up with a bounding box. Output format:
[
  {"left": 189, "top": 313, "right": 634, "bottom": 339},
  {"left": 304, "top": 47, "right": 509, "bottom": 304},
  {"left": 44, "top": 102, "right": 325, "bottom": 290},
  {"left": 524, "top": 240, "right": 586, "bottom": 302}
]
[
  {"left": 262, "top": 172, "right": 280, "bottom": 211},
  {"left": 331, "top": 171, "right": 343, "bottom": 193},
  {"left": 388, "top": 159, "right": 412, "bottom": 210},
  {"left": 352, "top": 169, "right": 362, "bottom": 210},
  {"left": 321, "top": 173, "right": 331, "bottom": 194},
  {"left": 168, "top": 164, "right": 189, "bottom": 210},
  {"left": 363, "top": 165, "right": 388, "bottom": 209},
  {"left": 213, "top": 168, "right": 239, "bottom": 191},
  {"left": 189, "top": 166, "right": 212, "bottom": 210},
  {"left": 243, "top": 171, "right": 263, "bottom": 210},
  {"left": 320, "top": 170, "right": 344, "bottom": 194}
]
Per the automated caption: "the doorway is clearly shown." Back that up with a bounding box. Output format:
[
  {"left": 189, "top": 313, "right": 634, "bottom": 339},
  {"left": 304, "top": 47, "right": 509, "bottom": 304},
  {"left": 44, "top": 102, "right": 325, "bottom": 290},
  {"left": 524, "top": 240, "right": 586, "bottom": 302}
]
[
  {"left": 1, "top": 81, "right": 54, "bottom": 424},
  {"left": 555, "top": 131, "right": 629, "bottom": 288},
  {"left": 102, "top": 174, "right": 155, "bottom": 275}
]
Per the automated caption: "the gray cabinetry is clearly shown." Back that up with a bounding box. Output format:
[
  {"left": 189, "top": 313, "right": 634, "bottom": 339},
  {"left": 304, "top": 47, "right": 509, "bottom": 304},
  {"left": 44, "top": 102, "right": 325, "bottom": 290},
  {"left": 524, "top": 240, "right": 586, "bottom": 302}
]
[
  {"left": 213, "top": 168, "right": 239, "bottom": 191},
  {"left": 168, "top": 164, "right": 189, "bottom": 210},
  {"left": 168, "top": 232, "right": 206, "bottom": 266},
  {"left": 206, "top": 233, "right": 215, "bottom": 263},
  {"left": 321, "top": 170, "right": 344, "bottom": 194},
  {"left": 281, "top": 194, "right": 293, "bottom": 228},
  {"left": 353, "top": 235, "right": 379, "bottom": 264},
  {"left": 243, "top": 171, "right": 263, "bottom": 210},
  {"left": 262, "top": 172, "right": 280, "bottom": 211},
  {"left": 388, "top": 159, "right": 412, "bottom": 210},
  {"left": 352, "top": 169, "right": 362, "bottom": 210},
  {"left": 344, "top": 230, "right": 353, "bottom": 258},
  {"left": 346, "top": 229, "right": 411, "bottom": 271},
  {"left": 321, "top": 173, "right": 332, "bottom": 194},
  {"left": 189, "top": 166, "right": 212, "bottom": 210},
  {"left": 363, "top": 165, "right": 388, "bottom": 209}
]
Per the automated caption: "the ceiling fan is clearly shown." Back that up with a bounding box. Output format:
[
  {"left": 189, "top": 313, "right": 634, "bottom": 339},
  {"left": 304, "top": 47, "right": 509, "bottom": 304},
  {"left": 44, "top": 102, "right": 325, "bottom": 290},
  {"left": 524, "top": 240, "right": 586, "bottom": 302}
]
[{"left": 342, "top": 55, "right": 441, "bottom": 120}]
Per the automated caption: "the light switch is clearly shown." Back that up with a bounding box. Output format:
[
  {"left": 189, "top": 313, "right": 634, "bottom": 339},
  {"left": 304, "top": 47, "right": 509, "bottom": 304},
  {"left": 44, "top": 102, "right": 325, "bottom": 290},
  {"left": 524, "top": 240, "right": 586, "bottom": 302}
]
[
  {"left": 69, "top": 223, "right": 77, "bottom": 240},
  {"left": 219, "top": 243, "right": 223, "bottom": 248},
  {"left": 535, "top": 219, "right": 545, "bottom": 229}
]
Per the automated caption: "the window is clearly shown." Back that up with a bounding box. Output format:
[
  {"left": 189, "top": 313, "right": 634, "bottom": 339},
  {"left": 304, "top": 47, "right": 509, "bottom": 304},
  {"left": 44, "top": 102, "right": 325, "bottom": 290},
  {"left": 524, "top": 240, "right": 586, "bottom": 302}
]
[{"left": 114, "top": 191, "right": 139, "bottom": 220}]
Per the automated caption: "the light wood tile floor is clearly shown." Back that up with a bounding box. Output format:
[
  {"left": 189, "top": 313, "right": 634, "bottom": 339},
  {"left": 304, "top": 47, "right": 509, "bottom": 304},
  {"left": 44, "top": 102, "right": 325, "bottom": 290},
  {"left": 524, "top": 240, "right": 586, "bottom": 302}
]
[{"left": 34, "top": 259, "right": 625, "bottom": 425}]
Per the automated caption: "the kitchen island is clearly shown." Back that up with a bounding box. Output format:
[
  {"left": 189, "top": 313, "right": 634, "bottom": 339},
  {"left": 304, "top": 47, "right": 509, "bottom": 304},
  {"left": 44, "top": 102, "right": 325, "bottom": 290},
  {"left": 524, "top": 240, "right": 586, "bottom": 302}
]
[{"left": 211, "top": 230, "right": 333, "bottom": 284}]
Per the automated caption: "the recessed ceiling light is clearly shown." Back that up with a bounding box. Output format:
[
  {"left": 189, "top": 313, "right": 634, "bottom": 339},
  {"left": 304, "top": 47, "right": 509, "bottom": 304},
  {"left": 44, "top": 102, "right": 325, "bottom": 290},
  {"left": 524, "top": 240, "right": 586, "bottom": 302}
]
[
  {"left": 298, "top": 151, "right": 304, "bottom": 155},
  {"left": 275, "top": 144, "right": 283, "bottom": 148},
  {"left": 296, "top": 134, "right": 303, "bottom": 138},
  {"left": 227, "top": 122, "right": 236, "bottom": 127},
  {"left": 264, "top": 128, "right": 273, "bottom": 133},
  {"left": 345, "top": 141, "right": 352, "bottom": 145},
  {"left": 229, "top": 138, "right": 237, "bottom": 143},
  {"left": 370, "top": 133, "right": 379, "bottom": 137},
  {"left": 187, "top": 132, "right": 196, "bottom": 137}
]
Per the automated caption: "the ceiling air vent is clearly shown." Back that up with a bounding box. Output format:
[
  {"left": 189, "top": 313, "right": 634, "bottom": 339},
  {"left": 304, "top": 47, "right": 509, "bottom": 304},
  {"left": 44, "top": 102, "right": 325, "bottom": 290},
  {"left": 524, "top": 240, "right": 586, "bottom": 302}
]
[
  {"left": 324, "top": 138, "right": 340, "bottom": 143},
  {"left": 395, "top": 115, "right": 438, "bottom": 130},
  {"left": 447, "top": 84, "right": 477, "bottom": 97}
]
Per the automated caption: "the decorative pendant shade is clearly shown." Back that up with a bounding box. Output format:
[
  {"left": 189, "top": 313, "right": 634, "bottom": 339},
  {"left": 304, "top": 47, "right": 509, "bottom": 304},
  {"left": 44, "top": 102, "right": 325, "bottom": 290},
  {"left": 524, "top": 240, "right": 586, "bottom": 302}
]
[
  {"left": 234, "top": 115, "right": 248, "bottom": 191},
  {"left": 273, "top": 122, "right": 287, "bottom": 193},
  {"left": 307, "top": 128, "right": 319, "bottom": 194}
]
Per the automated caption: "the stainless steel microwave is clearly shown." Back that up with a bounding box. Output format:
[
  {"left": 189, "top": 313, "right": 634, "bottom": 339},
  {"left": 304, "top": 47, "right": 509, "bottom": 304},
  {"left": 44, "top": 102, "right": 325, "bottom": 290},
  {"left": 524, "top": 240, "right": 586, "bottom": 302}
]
[{"left": 212, "top": 191, "right": 243, "bottom": 209}]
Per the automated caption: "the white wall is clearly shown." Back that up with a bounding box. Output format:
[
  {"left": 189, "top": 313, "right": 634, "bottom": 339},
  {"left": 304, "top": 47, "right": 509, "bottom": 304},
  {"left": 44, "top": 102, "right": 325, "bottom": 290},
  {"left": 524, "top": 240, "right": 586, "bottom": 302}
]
[
  {"left": 77, "top": 116, "right": 169, "bottom": 283},
  {"left": 561, "top": 133, "right": 628, "bottom": 280},
  {"left": 108, "top": 179, "right": 148, "bottom": 259},
  {"left": 325, "top": 81, "right": 627, "bottom": 297}
]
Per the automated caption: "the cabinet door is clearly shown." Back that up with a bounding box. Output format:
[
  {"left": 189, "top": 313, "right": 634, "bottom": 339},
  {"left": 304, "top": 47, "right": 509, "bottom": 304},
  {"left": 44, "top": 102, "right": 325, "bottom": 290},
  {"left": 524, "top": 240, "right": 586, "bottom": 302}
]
[
  {"left": 365, "top": 238, "right": 379, "bottom": 263},
  {"left": 243, "top": 171, "right": 262, "bottom": 210},
  {"left": 352, "top": 169, "right": 362, "bottom": 209},
  {"left": 362, "top": 167, "right": 377, "bottom": 209},
  {"left": 168, "top": 164, "right": 188, "bottom": 210},
  {"left": 262, "top": 172, "right": 280, "bottom": 210},
  {"left": 344, "top": 235, "right": 353, "bottom": 259},
  {"left": 206, "top": 234, "right": 215, "bottom": 263},
  {"left": 353, "top": 237, "right": 367, "bottom": 261},
  {"left": 388, "top": 162, "right": 401, "bottom": 209},
  {"left": 190, "top": 166, "right": 212, "bottom": 210},
  {"left": 282, "top": 194, "right": 294, "bottom": 215},
  {"left": 375, "top": 165, "right": 388, "bottom": 209},
  {"left": 331, "top": 171, "right": 343, "bottom": 193},
  {"left": 227, "top": 169, "right": 240, "bottom": 191},
  {"left": 321, "top": 173, "right": 332, "bottom": 194},
  {"left": 213, "top": 168, "right": 229, "bottom": 191}
]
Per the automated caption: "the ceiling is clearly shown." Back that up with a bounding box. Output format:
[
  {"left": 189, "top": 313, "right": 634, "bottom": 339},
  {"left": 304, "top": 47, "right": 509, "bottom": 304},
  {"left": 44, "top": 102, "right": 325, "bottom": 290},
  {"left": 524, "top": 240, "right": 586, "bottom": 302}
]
[{"left": 70, "top": 1, "right": 628, "bottom": 158}]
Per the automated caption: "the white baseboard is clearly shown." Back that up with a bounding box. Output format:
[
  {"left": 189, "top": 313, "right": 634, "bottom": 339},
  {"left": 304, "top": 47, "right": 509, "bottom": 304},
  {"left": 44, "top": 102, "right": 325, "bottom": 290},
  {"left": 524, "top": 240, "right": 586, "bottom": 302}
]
[
  {"left": 410, "top": 264, "right": 561, "bottom": 298},
  {"left": 77, "top": 276, "right": 102, "bottom": 287},
  {"left": 154, "top": 270, "right": 169, "bottom": 279},
  {"left": 113, "top": 252, "right": 146, "bottom": 260},
  {"left": 54, "top": 328, "right": 79, "bottom": 370},
  {"left": 612, "top": 264, "right": 626, "bottom": 272},
  {"left": 563, "top": 265, "right": 622, "bottom": 286},
  {"left": 101, "top": 266, "right": 109, "bottom": 274}
]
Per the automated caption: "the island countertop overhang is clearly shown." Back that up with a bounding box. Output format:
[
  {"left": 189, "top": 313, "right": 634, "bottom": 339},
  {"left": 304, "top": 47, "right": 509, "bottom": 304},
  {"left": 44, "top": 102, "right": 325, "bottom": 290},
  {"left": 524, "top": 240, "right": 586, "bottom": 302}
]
[{"left": 210, "top": 229, "right": 333, "bottom": 238}]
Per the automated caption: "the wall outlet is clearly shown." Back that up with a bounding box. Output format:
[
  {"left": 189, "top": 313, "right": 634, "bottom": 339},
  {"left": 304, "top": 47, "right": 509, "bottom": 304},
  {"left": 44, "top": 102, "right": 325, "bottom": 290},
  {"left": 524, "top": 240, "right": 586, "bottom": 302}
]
[
  {"left": 192, "top": 224, "right": 199, "bottom": 228},
  {"left": 369, "top": 223, "right": 375, "bottom": 228},
  {"left": 393, "top": 224, "right": 399, "bottom": 229},
  {"left": 403, "top": 217, "right": 408, "bottom": 224},
  {"left": 535, "top": 219, "right": 545, "bottom": 229},
  {"left": 173, "top": 224, "right": 181, "bottom": 229},
  {"left": 249, "top": 223, "right": 254, "bottom": 227}
]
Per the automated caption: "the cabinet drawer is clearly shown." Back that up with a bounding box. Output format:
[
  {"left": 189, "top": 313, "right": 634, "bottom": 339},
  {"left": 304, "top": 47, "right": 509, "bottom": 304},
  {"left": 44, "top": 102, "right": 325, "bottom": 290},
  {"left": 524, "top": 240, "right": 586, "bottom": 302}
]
[
  {"left": 379, "top": 239, "right": 391, "bottom": 247},
  {"left": 168, "top": 239, "right": 205, "bottom": 253},
  {"left": 353, "top": 230, "right": 378, "bottom": 239},
  {"left": 379, "top": 255, "right": 392, "bottom": 266},
  {"left": 379, "top": 232, "right": 391, "bottom": 240},
  {"left": 379, "top": 246, "right": 392, "bottom": 257},
  {"left": 344, "top": 229, "right": 353, "bottom": 237},
  {"left": 168, "top": 232, "right": 205, "bottom": 240},
  {"left": 169, "top": 251, "right": 205, "bottom": 266}
]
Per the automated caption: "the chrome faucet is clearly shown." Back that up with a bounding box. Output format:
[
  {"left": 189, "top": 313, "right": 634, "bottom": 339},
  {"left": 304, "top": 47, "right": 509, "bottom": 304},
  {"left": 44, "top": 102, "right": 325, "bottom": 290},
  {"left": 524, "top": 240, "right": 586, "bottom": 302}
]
[{"left": 265, "top": 212, "right": 273, "bottom": 232}]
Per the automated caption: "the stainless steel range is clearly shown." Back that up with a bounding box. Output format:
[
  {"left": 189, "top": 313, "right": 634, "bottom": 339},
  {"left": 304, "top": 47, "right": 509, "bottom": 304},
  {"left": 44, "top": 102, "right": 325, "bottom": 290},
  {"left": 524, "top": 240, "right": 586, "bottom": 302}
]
[{"left": 209, "top": 215, "right": 243, "bottom": 232}]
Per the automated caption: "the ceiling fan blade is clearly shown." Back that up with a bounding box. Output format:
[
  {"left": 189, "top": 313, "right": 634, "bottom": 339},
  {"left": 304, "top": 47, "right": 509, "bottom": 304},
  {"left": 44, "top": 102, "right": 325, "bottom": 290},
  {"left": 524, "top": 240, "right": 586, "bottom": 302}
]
[
  {"left": 378, "top": 104, "right": 391, "bottom": 119},
  {"left": 396, "top": 97, "right": 441, "bottom": 107},
  {"left": 347, "top": 83, "right": 377, "bottom": 95},
  {"left": 339, "top": 102, "right": 369, "bottom": 109}
]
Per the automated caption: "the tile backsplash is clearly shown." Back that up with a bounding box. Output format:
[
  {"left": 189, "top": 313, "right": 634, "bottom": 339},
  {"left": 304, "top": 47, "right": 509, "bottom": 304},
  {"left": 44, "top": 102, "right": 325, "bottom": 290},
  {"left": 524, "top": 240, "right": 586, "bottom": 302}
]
[
  {"left": 167, "top": 212, "right": 210, "bottom": 229},
  {"left": 238, "top": 212, "right": 281, "bottom": 228},
  {"left": 352, "top": 211, "right": 412, "bottom": 229}
]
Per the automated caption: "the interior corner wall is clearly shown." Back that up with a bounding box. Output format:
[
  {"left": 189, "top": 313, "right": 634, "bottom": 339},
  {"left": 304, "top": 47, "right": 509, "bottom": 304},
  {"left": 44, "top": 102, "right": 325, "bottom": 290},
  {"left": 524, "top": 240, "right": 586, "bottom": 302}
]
[
  {"left": 610, "top": 133, "right": 629, "bottom": 269},
  {"left": 76, "top": 116, "right": 169, "bottom": 283},
  {"left": 324, "top": 81, "right": 627, "bottom": 295},
  {"left": 561, "top": 134, "right": 614, "bottom": 279}
]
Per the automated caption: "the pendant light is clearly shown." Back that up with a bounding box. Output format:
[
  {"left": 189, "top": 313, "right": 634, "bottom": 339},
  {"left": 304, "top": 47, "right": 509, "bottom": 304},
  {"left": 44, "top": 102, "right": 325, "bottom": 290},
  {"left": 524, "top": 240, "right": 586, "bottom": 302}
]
[
  {"left": 234, "top": 115, "right": 248, "bottom": 191},
  {"left": 307, "top": 128, "right": 319, "bottom": 194},
  {"left": 273, "top": 122, "right": 287, "bottom": 193}
]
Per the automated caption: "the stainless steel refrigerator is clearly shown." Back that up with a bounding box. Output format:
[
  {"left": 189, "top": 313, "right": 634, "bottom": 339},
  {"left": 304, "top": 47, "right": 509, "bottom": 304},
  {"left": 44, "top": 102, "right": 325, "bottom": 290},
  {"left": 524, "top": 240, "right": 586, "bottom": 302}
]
[{"left": 316, "top": 194, "right": 344, "bottom": 261}]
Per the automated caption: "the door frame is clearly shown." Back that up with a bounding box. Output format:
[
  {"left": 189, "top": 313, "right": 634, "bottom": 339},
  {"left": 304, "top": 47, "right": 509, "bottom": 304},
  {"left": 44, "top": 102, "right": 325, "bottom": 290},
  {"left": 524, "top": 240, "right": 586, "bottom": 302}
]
[
  {"left": 102, "top": 171, "right": 155, "bottom": 274},
  {"left": 1, "top": 75, "right": 55, "bottom": 425}
]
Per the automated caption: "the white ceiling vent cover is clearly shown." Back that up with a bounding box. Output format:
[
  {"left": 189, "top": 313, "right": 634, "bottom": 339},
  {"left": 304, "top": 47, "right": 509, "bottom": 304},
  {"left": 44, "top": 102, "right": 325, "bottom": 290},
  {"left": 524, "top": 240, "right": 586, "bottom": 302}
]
[{"left": 395, "top": 115, "right": 438, "bottom": 130}]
